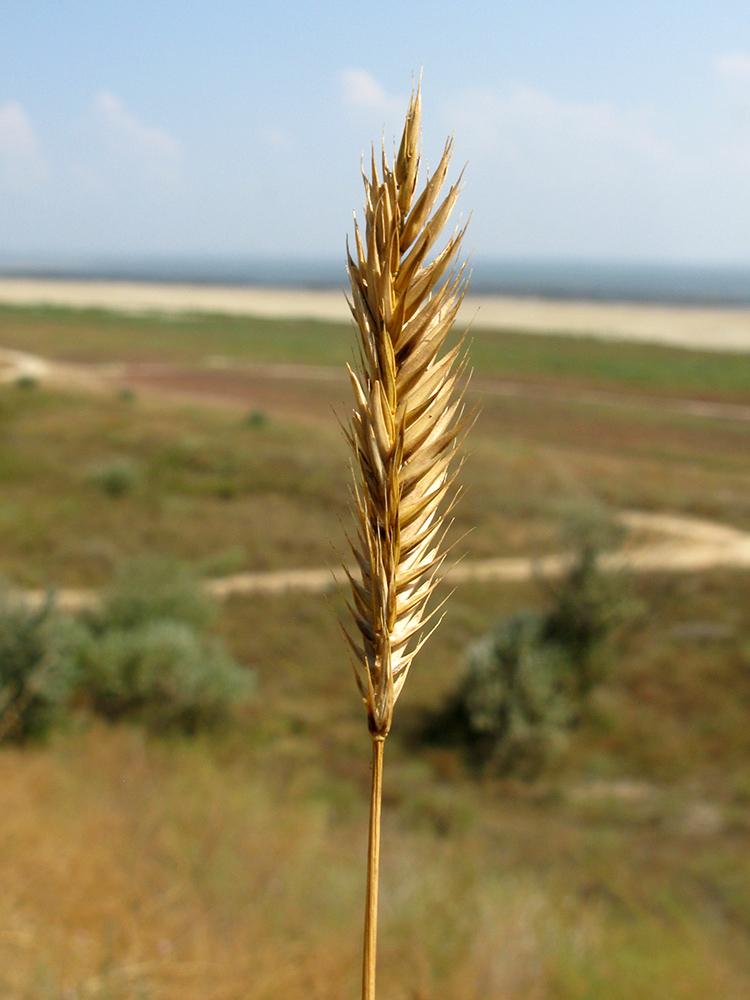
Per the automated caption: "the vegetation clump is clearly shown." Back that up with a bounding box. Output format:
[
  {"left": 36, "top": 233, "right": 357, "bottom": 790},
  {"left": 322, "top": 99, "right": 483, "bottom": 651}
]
[
  {"left": 426, "top": 504, "right": 634, "bottom": 776},
  {"left": 245, "top": 409, "right": 268, "bottom": 429},
  {"left": 0, "top": 587, "right": 83, "bottom": 741},
  {"left": 87, "top": 458, "right": 141, "bottom": 497},
  {"left": 0, "top": 559, "right": 254, "bottom": 742},
  {"left": 77, "top": 558, "right": 254, "bottom": 731}
]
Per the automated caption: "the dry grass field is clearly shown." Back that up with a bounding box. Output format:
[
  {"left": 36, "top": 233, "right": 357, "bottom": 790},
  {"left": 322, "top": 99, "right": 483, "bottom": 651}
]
[{"left": 1, "top": 304, "right": 750, "bottom": 998}]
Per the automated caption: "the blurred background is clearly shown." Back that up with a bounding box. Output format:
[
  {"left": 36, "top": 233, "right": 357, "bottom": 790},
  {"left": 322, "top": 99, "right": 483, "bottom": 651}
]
[{"left": 1, "top": 3, "right": 750, "bottom": 998}]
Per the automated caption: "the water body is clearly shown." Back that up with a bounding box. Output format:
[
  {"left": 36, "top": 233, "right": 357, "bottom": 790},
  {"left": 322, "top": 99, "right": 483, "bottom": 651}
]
[{"left": 2, "top": 255, "right": 750, "bottom": 306}]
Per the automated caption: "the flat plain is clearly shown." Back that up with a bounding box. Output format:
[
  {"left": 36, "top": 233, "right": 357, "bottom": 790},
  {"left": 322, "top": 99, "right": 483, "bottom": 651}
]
[
  {"left": 2, "top": 275, "right": 750, "bottom": 349},
  {"left": 1, "top": 302, "right": 749, "bottom": 999}
]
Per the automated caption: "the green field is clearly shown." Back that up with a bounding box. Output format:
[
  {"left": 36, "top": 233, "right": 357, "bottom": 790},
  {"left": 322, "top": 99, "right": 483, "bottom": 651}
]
[{"left": 1, "top": 306, "right": 750, "bottom": 999}]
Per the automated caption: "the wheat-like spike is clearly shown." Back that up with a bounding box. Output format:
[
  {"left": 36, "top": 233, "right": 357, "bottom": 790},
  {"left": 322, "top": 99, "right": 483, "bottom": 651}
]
[
  {"left": 344, "top": 81, "right": 469, "bottom": 742},
  {"left": 343, "top": 80, "right": 470, "bottom": 1000}
]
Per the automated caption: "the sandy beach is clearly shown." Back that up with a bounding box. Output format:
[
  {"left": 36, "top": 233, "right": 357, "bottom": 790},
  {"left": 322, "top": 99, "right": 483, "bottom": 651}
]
[{"left": 1, "top": 276, "right": 749, "bottom": 352}]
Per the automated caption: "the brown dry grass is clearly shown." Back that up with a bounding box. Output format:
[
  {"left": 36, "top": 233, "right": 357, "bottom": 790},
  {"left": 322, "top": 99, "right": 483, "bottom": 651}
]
[{"left": 1, "top": 619, "right": 749, "bottom": 1000}]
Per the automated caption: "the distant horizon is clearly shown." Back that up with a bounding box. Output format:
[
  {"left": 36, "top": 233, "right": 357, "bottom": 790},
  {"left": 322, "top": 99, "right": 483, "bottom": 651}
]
[
  {"left": 5, "top": 250, "right": 750, "bottom": 266},
  {"left": 2, "top": 253, "right": 750, "bottom": 306}
]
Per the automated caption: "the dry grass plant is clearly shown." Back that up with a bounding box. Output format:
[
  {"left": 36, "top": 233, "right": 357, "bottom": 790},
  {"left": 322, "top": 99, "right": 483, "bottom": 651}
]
[{"left": 340, "top": 81, "right": 471, "bottom": 1000}]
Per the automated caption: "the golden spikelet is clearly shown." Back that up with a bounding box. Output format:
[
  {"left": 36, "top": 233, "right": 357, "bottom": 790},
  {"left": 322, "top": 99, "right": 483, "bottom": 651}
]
[{"left": 342, "top": 82, "right": 471, "bottom": 742}]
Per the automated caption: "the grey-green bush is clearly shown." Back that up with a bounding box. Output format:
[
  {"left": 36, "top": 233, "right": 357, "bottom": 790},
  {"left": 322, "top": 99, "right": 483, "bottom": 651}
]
[
  {"left": 78, "top": 557, "right": 254, "bottom": 731},
  {"left": 424, "top": 503, "right": 634, "bottom": 776},
  {"left": 80, "top": 620, "right": 252, "bottom": 731},
  {"left": 0, "top": 588, "right": 84, "bottom": 742},
  {"left": 459, "top": 610, "right": 574, "bottom": 773}
]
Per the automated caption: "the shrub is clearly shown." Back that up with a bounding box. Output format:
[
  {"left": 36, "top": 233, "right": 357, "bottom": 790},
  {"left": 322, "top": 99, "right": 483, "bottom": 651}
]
[
  {"left": 79, "top": 619, "right": 252, "bottom": 731},
  {"left": 245, "top": 409, "right": 268, "bottom": 429},
  {"left": 453, "top": 609, "right": 575, "bottom": 775},
  {"left": 424, "top": 502, "right": 634, "bottom": 776},
  {"left": 540, "top": 500, "right": 629, "bottom": 700},
  {"left": 0, "top": 559, "right": 254, "bottom": 741},
  {"left": 0, "top": 588, "right": 84, "bottom": 742},
  {"left": 87, "top": 459, "right": 140, "bottom": 497},
  {"left": 77, "top": 557, "right": 254, "bottom": 731}
]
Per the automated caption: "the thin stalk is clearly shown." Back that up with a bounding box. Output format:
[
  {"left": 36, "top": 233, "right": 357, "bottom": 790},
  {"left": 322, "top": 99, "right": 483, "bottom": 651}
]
[{"left": 362, "top": 735, "right": 385, "bottom": 1000}]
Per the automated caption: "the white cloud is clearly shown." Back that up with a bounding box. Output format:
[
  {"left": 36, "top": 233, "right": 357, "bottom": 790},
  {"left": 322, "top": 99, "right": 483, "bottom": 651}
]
[
  {"left": 93, "top": 91, "right": 181, "bottom": 179},
  {"left": 0, "top": 101, "right": 46, "bottom": 187},
  {"left": 341, "top": 70, "right": 404, "bottom": 119}
]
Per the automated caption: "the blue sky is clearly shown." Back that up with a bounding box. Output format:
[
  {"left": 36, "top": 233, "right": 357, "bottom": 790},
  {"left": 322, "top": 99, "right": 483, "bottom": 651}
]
[{"left": 2, "top": 1, "right": 750, "bottom": 263}]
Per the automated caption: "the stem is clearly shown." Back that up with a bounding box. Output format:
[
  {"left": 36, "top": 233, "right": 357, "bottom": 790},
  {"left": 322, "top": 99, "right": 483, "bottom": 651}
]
[{"left": 362, "top": 735, "right": 385, "bottom": 1000}]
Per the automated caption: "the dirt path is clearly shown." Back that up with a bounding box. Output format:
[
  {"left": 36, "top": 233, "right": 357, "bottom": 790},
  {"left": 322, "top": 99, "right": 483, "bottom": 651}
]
[
  {"left": 15, "top": 511, "right": 750, "bottom": 613},
  {"left": 0, "top": 349, "right": 52, "bottom": 383}
]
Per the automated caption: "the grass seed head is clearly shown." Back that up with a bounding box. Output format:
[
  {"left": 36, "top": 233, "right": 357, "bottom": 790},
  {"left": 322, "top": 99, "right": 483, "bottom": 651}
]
[{"left": 342, "top": 82, "right": 471, "bottom": 740}]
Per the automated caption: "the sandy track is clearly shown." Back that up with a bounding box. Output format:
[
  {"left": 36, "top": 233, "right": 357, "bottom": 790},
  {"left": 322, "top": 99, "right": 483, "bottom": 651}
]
[
  {"left": 0, "top": 349, "right": 52, "bottom": 383},
  {"left": 15, "top": 511, "right": 750, "bottom": 613},
  {"left": 2, "top": 276, "right": 750, "bottom": 352}
]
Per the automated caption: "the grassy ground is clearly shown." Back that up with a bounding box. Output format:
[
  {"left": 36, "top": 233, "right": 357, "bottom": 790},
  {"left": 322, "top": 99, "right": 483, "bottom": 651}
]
[
  {"left": 1, "top": 379, "right": 749, "bottom": 588},
  {"left": 1, "top": 306, "right": 750, "bottom": 998},
  {"left": 2, "top": 574, "right": 750, "bottom": 999},
  {"left": 0, "top": 384, "right": 355, "bottom": 587}
]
